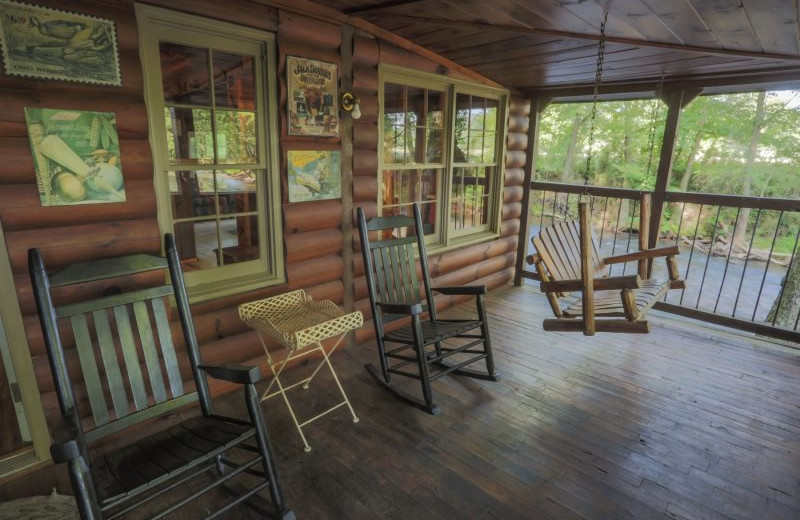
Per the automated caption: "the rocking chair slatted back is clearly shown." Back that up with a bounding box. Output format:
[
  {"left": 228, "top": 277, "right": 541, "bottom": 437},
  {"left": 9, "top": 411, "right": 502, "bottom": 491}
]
[
  {"left": 362, "top": 214, "right": 431, "bottom": 323},
  {"left": 32, "top": 250, "right": 200, "bottom": 442}
]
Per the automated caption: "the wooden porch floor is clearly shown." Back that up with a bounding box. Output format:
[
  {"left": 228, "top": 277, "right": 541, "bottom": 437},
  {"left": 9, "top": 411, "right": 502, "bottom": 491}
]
[{"left": 219, "top": 283, "right": 800, "bottom": 519}]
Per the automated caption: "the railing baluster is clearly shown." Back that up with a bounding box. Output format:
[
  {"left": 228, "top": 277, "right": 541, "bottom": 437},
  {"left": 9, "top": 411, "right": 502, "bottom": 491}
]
[
  {"left": 772, "top": 224, "right": 800, "bottom": 326},
  {"left": 598, "top": 196, "right": 609, "bottom": 248},
  {"left": 752, "top": 210, "right": 783, "bottom": 322},
  {"left": 538, "top": 189, "right": 546, "bottom": 232},
  {"left": 695, "top": 206, "right": 722, "bottom": 309},
  {"left": 564, "top": 193, "right": 571, "bottom": 221},
  {"left": 732, "top": 209, "right": 761, "bottom": 318},
  {"left": 714, "top": 207, "right": 741, "bottom": 313},
  {"left": 680, "top": 203, "right": 704, "bottom": 306},
  {"left": 622, "top": 198, "right": 639, "bottom": 276},
  {"left": 610, "top": 199, "right": 624, "bottom": 276}
]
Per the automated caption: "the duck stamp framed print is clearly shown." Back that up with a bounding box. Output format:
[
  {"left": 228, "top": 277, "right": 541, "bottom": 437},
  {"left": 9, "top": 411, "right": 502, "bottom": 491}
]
[
  {"left": 287, "top": 56, "right": 339, "bottom": 137},
  {"left": 0, "top": 0, "right": 121, "bottom": 86}
]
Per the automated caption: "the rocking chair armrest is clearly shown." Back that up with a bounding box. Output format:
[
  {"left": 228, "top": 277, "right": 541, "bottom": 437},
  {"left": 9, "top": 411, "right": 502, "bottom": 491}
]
[
  {"left": 603, "top": 245, "right": 680, "bottom": 265},
  {"left": 541, "top": 274, "right": 642, "bottom": 293},
  {"left": 433, "top": 285, "right": 487, "bottom": 296},
  {"left": 50, "top": 413, "right": 83, "bottom": 463},
  {"left": 377, "top": 301, "right": 424, "bottom": 316},
  {"left": 199, "top": 363, "right": 261, "bottom": 385}
]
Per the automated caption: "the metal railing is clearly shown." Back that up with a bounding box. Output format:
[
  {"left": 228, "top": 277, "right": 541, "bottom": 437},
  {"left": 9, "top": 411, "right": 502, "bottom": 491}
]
[{"left": 519, "top": 181, "right": 800, "bottom": 343}]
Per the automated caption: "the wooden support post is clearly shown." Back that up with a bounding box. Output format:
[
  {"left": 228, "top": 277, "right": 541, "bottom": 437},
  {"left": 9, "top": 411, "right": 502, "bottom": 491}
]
[
  {"left": 340, "top": 25, "right": 355, "bottom": 344},
  {"left": 514, "top": 96, "right": 548, "bottom": 286},
  {"left": 648, "top": 88, "right": 701, "bottom": 261}
]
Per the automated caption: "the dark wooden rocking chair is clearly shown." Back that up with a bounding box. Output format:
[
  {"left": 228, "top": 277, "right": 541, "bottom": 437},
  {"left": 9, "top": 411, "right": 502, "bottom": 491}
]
[
  {"left": 29, "top": 234, "right": 294, "bottom": 520},
  {"left": 357, "top": 203, "right": 499, "bottom": 415},
  {"left": 527, "top": 194, "right": 685, "bottom": 335}
]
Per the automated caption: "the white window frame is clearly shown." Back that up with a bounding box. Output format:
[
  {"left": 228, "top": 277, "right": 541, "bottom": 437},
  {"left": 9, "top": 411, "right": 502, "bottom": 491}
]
[{"left": 137, "top": 4, "right": 284, "bottom": 301}]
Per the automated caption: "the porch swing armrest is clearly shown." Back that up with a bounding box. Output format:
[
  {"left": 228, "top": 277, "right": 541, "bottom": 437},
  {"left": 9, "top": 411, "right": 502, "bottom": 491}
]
[
  {"left": 377, "top": 301, "right": 424, "bottom": 316},
  {"left": 603, "top": 245, "right": 680, "bottom": 265},
  {"left": 541, "top": 274, "right": 641, "bottom": 293},
  {"left": 433, "top": 285, "right": 487, "bottom": 296},
  {"left": 199, "top": 363, "right": 261, "bottom": 385},
  {"left": 50, "top": 412, "right": 83, "bottom": 463}
]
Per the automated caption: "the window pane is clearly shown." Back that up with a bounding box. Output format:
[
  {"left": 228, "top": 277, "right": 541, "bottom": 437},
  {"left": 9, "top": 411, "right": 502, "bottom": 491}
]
[
  {"left": 451, "top": 166, "right": 492, "bottom": 232},
  {"left": 160, "top": 43, "right": 210, "bottom": 105},
  {"left": 217, "top": 169, "right": 257, "bottom": 214},
  {"left": 219, "top": 216, "right": 260, "bottom": 265},
  {"left": 164, "top": 107, "right": 214, "bottom": 165},
  {"left": 169, "top": 170, "right": 216, "bottom": 218},
  {"left": 426, "top": 90, "right": 446, "bottom": 128},
  {"left": 454, "top": 93, "right": 470, "bottom": 162},
  {"left": 382, "top": 168, "right": 439, "bottom": 207},
  {"left": 383, "top": 83, "right": 406, "bottom": 164},
  {"left": 213, "top": 51, "right": 255, "bottom": 110},
  {"left": 469, "top": 131, "right": 485, "bottom": 163},
  {"left": 426, "top": 127, "right": 443, "bottom": 163},
  {"left": 215, "top": 111, "right": 256, "bottom": 164},
  {"left": 381, "top": 202, "right": 436, "bottom": 238},
  {"left": 173, "top": 219, "right": 218, "bottom": 271}
]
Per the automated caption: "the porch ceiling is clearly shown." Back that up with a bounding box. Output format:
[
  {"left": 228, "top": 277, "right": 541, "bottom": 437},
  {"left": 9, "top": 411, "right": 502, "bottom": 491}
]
[{"left": 324, "top": 0, "right": 800, "bottom": 95}]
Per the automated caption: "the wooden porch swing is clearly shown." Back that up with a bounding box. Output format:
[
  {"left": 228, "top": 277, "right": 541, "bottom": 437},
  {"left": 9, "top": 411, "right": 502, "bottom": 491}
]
[
  {"left": 527, "top": 194, "right": 684, "bottom": 334},
  {"left": 526, "top": 12, "right": 684, "bottom": 335}
]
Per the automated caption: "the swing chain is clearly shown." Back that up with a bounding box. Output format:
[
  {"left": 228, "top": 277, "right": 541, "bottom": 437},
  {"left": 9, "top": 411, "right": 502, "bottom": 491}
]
[
  {"left": 644, "top": 73, "right": 665, "bottom": 181},
  {"left": 582, "top": 10, "right": 608, "bottom": 197}
]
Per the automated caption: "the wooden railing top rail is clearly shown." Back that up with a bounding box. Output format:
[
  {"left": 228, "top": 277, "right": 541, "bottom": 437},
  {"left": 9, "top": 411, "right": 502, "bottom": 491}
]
[
  {"left": 531, "top": 181, "right": 800, "bottom": 212},
  {"left": 663, "top": 191, "right": 800, "bottom": 212},
  {"left": 531, "top": 181, "right": 645, "bottom": 200}
]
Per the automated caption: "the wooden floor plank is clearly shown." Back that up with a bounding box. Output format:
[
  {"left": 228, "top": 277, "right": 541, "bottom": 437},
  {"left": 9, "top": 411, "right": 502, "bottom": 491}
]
[{"left": 117, "top": 283, "right": 800, "bottom": 519}]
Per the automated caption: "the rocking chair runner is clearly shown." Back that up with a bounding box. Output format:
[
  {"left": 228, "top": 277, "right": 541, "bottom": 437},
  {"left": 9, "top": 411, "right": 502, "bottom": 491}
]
[
  {"left": 357, "top": 203, "right": 499, "bottom": 415},
  {"left": 527, "top": 194, "right": 684, "bottom": 335}
]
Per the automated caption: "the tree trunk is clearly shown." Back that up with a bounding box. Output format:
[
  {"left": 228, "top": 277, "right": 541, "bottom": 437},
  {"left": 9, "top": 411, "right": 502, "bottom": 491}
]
[
  {"left": 767, "top": 253, "right": 800, "bottom": 327},
  {"left": 733, "top": 91, "right": 766, "bottom": 250},
  {"left": 561, "top": 111, "right": 588, "bottom": 182}
]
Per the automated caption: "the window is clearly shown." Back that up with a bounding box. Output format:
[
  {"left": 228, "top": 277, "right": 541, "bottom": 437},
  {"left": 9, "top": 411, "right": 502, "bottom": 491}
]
[
  {"left": 380, "top": 66, "right": 507, "bottom": 247},
  {"left": 138, "top": 6, "right": 283, "bottom": 300}
]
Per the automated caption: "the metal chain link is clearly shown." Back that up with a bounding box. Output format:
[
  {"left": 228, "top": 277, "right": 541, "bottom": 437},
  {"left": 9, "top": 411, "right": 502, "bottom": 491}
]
[
  {"left": 583, "top": 11, "right": 608, "bottom": 188},
  {"left": 644, "top": 73, "right": 665, "bottom": 180}
]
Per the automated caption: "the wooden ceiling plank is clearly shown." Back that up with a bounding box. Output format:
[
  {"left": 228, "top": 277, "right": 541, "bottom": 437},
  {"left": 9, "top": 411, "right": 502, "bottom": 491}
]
[
  {"left": 690, "top": 0, "right": 760, "bottom": 51},
  {"left": 363, "top": 14, "right": 800, "bottom": 62},
  {"left": 638, "top": 0, "right": 720, "bottom": 47},
  {"left": 344, "top": 0, "right": 431, "bottom": 15},
  {"left": 553, "top": 0, "right": 651, "bottom": 41},
  {"left": 448, "top": 38, "right": 597, "bottom": 67},
  {"left": 740, "top": 0, "right": 800, "bottom": 55}
]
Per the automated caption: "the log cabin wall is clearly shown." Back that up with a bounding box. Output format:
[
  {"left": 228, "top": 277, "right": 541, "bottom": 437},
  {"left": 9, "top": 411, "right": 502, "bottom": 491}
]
[{"left": 0, "top": 0, "right": 530, "bottom": 485}]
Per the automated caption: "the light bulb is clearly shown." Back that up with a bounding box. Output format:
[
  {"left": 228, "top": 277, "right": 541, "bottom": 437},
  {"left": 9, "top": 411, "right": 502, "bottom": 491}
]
[{"left": 351, "top": 100, "right": 362, "bottom": 120}]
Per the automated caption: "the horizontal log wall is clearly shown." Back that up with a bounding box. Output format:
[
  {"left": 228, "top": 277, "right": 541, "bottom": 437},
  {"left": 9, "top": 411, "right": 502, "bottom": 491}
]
[{"left": 0, "top": 0, "right": 530, "bottom": 476}]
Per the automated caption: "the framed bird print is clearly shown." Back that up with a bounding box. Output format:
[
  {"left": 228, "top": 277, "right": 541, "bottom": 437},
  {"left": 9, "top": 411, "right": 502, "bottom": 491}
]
[{"left": 0, "top": 0, "right": 121, "bottom": 86}]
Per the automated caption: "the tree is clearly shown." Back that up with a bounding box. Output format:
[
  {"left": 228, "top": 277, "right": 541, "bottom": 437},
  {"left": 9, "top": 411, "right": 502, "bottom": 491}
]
[{"left": 733, "top": 91, "right": 766, "bottom": 250}]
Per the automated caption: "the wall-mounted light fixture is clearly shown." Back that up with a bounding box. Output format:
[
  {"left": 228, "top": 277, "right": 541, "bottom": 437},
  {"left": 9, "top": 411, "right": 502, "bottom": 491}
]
[{"left": 341, "top": 92, "right": 361, "bottom": 120}]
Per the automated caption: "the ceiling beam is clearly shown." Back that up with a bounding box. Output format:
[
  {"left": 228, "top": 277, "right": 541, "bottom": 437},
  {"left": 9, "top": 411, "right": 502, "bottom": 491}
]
[
  {"left": 344, "top": 0, "right": 430, "bottom": 15},
  {"left": 359, "top": 14, "right": 800, "bottom": 62}
]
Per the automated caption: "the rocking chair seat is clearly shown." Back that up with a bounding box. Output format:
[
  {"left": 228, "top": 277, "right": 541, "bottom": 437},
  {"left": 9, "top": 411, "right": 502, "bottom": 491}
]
[
  {"left": 562, "top": 277, "right": 672, "bottom": 318},
  {"left": 384, "top": 319, "right": 483, "bottom": 345},
  {"left": 93, "top": 416, "right": 254, "bottom": 505}
]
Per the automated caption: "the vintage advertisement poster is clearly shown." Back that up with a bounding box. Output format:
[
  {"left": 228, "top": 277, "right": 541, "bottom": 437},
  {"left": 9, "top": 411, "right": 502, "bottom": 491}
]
[
  {"left": 25, "top": 107, "right": 126, "bottom": 206},
  {"left": 287, "top": 56, "right": 338, "bottom": 137},
  {"left": 287, "top": 150, "right": 341, "bottom": 202},
  {"left": 0, "top": 0, "right": 121, "bottom": 86}
]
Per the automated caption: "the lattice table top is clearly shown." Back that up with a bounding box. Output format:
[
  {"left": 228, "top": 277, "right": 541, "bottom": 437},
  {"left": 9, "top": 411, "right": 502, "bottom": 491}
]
[{"left": 239, "top": 290, "right": 363, "bottom": 351}]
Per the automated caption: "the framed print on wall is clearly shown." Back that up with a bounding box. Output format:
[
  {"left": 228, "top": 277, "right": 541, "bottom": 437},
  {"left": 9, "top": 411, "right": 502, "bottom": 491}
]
[
  {"left": 287, "top": 150, "right": 341, "bottom": 202},
  {"left": 286, "top": 56, "right": 338, "bottom": 137},
  {"left": 0, "top": 0, "right": 121, "bottom": 86}
]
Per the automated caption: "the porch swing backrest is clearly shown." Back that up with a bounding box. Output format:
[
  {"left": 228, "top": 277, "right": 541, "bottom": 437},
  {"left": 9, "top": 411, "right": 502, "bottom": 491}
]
[{"left": 533, "top": 218, "right": 607, "bottom": 287}]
